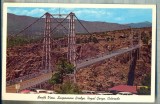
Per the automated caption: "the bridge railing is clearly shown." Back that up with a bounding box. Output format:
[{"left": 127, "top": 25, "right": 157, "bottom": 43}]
[
  {"left": 6, "top": 72, "right": 40, "bottom": 85},
  {"left": 77, "top": 50, "right": 114, "bottom": 64},
  {"left": 77, "top": 45, "right": 139, "bottom": 64},
  {"left": 6, "top": 69, "right": 52, "bottom": 86}
]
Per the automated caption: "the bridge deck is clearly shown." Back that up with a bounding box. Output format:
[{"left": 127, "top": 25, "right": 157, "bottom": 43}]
[
  {"left": 76, "top": 45, "right": 140, "bottom": 69},
  {"left": 6, "top": 72, "right": 53, "bottom": 93}
]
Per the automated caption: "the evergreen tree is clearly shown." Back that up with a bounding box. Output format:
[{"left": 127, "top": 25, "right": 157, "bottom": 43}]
[{"left": 49, "top": 58, "right": 81, "bottom": 94}]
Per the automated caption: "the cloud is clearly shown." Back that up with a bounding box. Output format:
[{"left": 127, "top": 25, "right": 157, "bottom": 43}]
[
  {"left": 27, "top": 8, "right": 47, "bottom": 16},
  {"left": 7, "top": 7, "right": 152, "bottom": 24},
  {"left": 8, "top": 8, "right": 47, "bottom": 17},
  {"left": 74, "top": 9, "right": 111, "bottom": 16},
  {"left": 8, "top": 8, "right": 28, "bottom": 15},
  {"left": 7, "top": 8, "right": 112, "bottom": 20},
  {"left": 72, "top": 9, "right": 113, "bottom": 21}
]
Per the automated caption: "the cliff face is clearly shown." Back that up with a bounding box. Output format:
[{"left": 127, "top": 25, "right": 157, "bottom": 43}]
[
  {"left": 76, "top": 57, "right": 130, "bottom": 91},
  {"left": 6, "top": 27, "right": 152, "bottom": 91},
  {"left": 75, "top": 27, "right": 152, "bottom": 91},
  {"left": 6, "top": 43, "right": 64, "bottom": 81}
]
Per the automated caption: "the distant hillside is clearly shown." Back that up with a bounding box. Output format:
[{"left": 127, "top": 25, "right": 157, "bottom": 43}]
[
  {"left": 126, "top": 21, "right": 152, "bottom": 28},
  {"left": 7, "top": 13, "right": 151, "bottom": 36},
  {"left": 7, "top": 13, "right": 130, "bottom": 35}
]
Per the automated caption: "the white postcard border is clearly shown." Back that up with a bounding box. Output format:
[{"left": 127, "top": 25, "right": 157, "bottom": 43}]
[{"left": 2, "top": 3, "right": 156, "bottom": 102}]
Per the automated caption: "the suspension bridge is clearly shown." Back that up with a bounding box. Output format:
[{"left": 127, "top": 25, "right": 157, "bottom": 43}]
[{"left": 6, "top": 12, "right": 141, "bottom": 93}]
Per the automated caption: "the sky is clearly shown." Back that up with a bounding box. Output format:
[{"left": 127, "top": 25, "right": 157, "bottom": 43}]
[{"left": 7, "top": 7, "right": 152, "bottom": 24}]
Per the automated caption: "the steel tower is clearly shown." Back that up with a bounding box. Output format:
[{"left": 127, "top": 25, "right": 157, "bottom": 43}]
[{"left": 42, "top": 12, "right": 52, "bottom": 72}]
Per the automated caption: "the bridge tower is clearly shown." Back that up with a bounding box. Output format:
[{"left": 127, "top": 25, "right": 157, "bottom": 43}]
[
  {"left": 68, "top": 12, "right": 76, "bottom": 83},
  {"left": 42, "top": 12, "right": 52, "bottom": 72},
  {"left": 68, "top": 12, "right": 76, "bottom": 67}
]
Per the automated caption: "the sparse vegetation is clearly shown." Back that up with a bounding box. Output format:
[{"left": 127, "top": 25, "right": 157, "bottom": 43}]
[
  {"left": 141, "top": 31, "right": 151, "bottom": 45},
  {"left": 7, "top": 36, "right": 42, "bottom": 47},
  {"left": 57, "top": 81, "right": 82, "bottom": 94},
  {"left": 142, "top": 36, "right": 150, "bottom": 44},
  {"left": 141, "top": 73, "right": 151, "bottom": 87},
  {"left": 92, "top": 37, "right": 99, "bottom": 43},
  {"left": 137, "top": 73, "right": 151, "bottom": 95},
  {"left": 137, "top": 87, "right": 150, "bottom": 95},
  {"left": 76, "top": 38, "right": 81, "bottom": 44},
  {"left": 106, "top": 37, "right": 110, "bottom": 41},
  {"left": 76, "top": 36, "right": 99, "bottom": 44}
]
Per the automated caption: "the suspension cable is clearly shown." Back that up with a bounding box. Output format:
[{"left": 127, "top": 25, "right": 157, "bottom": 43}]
[
  {"left": 48, "top": 13, "right": 70, "bottom": 37},
  {"left": 74, "top": 14, "right": 105, "bottom": 49},
  {"left": 43, "top": 13, "right": 70, "bottom": 47},
  {"left": 74, "top": 15, "right": 91, "bottom": 36},
  {"left": 50, "top": 15, "right": 69, "bottom": 33},
  {"left": 14, "top": 14, "right": 46, "bottom": 37}
]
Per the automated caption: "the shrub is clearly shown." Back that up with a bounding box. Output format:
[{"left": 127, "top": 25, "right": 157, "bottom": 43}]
[
  {"left": 137, "top": 87, "right": 150, "bottom": 95},
  {"left": 92, "top": 37, "right": 99, "bottom": 43},
  {"left": 58, "top": 81, "right": 82, "bottom": 94}
]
